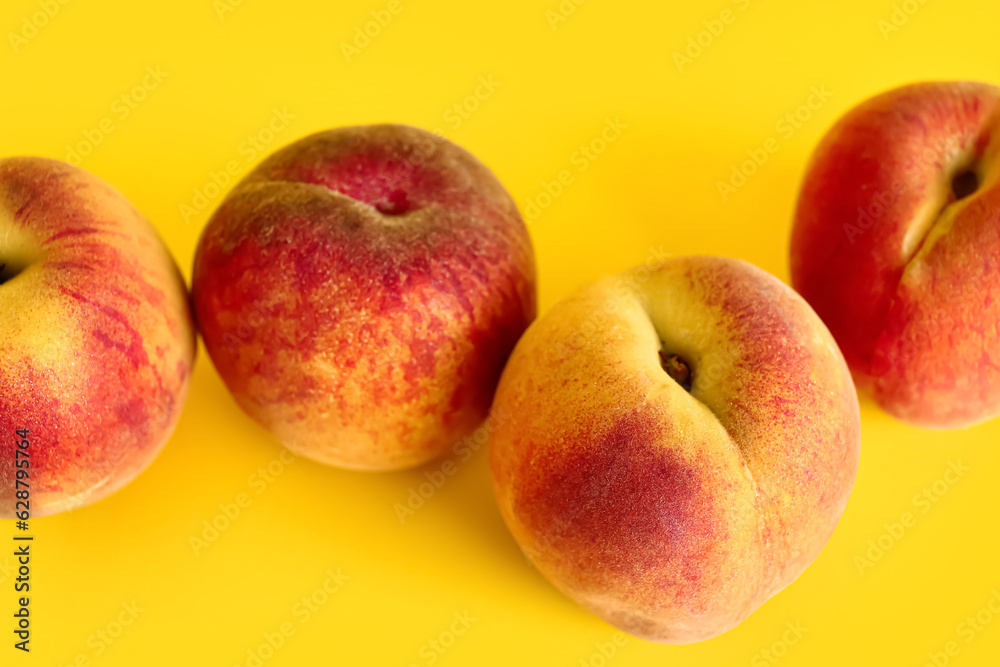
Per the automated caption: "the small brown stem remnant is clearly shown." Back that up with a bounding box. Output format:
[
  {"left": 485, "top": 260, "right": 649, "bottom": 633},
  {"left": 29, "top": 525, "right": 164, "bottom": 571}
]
[
  {"left": 0, "top": 261, "right": 28, "bottom": 286},
  {"left": 952, "top": 170, "right": 979, "bottom": 201},
  {"left": 659, "top": 350, "right": 692, "bottom": 392}
]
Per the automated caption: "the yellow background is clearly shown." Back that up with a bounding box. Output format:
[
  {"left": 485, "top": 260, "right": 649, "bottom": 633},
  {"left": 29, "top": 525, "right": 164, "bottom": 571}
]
[{"left": 2, "top": 0, "right": 1000, "bottom": 664}]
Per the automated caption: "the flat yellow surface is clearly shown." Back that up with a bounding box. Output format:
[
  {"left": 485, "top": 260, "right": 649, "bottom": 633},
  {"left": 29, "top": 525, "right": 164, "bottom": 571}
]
[{"left": 2, "top": 0, "right": 1000, "bottom": 664}]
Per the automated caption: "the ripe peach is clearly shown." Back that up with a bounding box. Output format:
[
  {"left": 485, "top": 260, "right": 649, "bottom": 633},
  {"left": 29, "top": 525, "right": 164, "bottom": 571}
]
[
  {"left": 791, "top": 81, "right": 1000, "bottom": 428},
  {"left": 489, "top": 256, "right": 859, "bottom": 644},
  {"left": 192, "top": 125, "right": 536, "bottom": 470},
  {"left": 0, "top": 157, "right": 195, "bottom": 517}
]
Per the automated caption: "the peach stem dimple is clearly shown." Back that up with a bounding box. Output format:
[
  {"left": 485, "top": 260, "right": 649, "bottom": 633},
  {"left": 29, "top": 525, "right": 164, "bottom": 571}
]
[
  {"left": 900, "top": 160, "right": 983, "bottom": 268},
  {"left": 659, "top": 350, "right": 692, "bottom": 392},
  {"left": 0, "top": 259, "right": 29, "bottom": 286},
  {"left": 951, "top": 170, "right": 979, "bottom": 200},
  {"left": 374, "top": 188, "right": 412, "bottom": 216}
]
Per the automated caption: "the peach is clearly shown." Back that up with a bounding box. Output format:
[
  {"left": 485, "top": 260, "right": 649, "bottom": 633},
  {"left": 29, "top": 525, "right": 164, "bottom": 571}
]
[
  {"left": 192, "top": 124, "right": 536, "bottom": 470},
  {"left": 489, "top": 256, "right": 859, "bottom": 644},
  {"left": 0, "top": 157, "right": 195, "bottom": 517},
  {"left": 791, "top": 81, "right": 1000, "bottom": 428}
]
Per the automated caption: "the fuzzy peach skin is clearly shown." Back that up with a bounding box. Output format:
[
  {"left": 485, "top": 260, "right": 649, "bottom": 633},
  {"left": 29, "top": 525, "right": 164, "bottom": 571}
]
[
  {"left": 489, "top": 256, "right": 859, "bottom": 644},
  {"left": 0, "top": 158, "right": 195, "bottom": 518},
  {"left": 192, "top": 125, "right": 536, "bottom": 470},
  {"left": 791, "top": 81, "right": 1000, "bottom": 428}
]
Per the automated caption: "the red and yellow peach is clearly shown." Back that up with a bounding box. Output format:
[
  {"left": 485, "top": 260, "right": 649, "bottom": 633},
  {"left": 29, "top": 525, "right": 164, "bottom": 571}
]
[
  {"left": 791, "top": 81, "right": 1000, "bottom": 428},
  {"left": 193, "top": 124, "right": 536, "bottom": 470},
  {"left": 0, "top": 157, "right": 194, "bottom": 517},
  {"left": 490, "top": 256, "right": 860, "bottom": 643}
]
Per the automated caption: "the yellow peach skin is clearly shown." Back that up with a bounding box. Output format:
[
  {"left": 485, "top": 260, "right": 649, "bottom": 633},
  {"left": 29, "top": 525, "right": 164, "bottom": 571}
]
[
  {"left": 489, "top": 256, "right": 860, "bottom": 644},
  {"left": 0, "top": 157, "right": 195, "bottom": 517}
]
